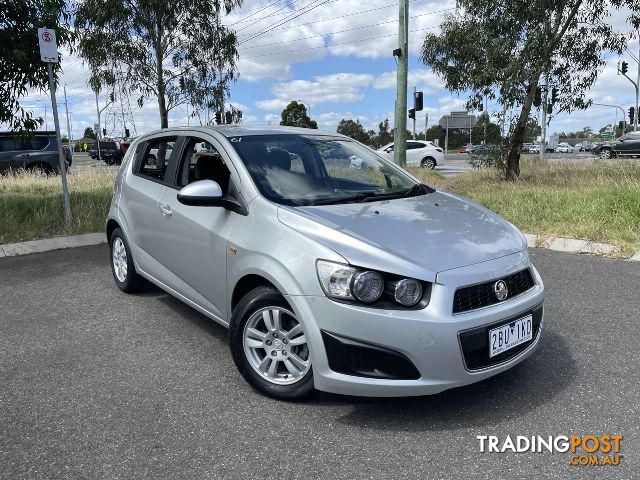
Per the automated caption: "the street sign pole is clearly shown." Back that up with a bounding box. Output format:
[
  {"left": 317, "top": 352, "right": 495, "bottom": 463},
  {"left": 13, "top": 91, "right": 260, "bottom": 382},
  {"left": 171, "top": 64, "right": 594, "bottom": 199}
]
[{"left": 39, "top": 27, "right": 72, "bottom": 226}]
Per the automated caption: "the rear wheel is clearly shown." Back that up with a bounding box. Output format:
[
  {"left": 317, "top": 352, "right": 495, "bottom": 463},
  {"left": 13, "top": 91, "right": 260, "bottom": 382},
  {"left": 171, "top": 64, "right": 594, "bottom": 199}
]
[
  {"left": 109, "top": 228, "right": 145, "bottom": 293},
  {"left": 421, "top": 157, "right": 436, "bottom": 169},
  {"left": 599, "top": 149, "right": 613, "bottom": 159},
  {"left": 229, "top": 285, "right": 314, "bottom": 400}
]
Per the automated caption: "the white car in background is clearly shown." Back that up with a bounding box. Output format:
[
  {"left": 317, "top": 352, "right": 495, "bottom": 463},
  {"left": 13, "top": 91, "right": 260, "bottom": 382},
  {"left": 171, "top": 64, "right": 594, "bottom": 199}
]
[
  {"left": 378, "top": 140, "right": 445, "bottom": 169},
  {"left": 556, "top": 142, "right": 573, "bottom": 153}
]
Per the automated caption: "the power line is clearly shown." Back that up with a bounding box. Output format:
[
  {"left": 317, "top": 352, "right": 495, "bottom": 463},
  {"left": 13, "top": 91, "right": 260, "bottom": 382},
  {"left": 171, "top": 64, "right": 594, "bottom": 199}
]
[
  {"left": 242, "top": 11, "right": 448, "bottom": 49},
  {"left": 240, "top": 0, "right": 335, "bottom": 44},
  {"left": 235, "top": 0, "right": 306, "bottom": 33},
  {"left": 238, "top": 4, "right": 455, "bottom": 39},
  {"left": 241, "top": 26, "right": 439, "bottom": 59},
  {"left": 227, "top": 0, "right": 284, "bottom": 26}
]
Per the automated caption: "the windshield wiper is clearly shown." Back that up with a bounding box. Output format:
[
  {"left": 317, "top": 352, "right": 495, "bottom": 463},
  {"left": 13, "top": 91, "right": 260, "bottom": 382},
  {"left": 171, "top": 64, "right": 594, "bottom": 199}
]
[{"left": 310, "top": 191, "right": 380, "bottom": 205}]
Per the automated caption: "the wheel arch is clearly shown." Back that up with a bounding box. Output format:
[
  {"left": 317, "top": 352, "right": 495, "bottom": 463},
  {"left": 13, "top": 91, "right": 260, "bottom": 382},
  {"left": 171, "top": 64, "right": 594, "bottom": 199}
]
[
  {"left": 231, "top": 274, "right": 279, "bottom": 313},
  {"left": 106, "top": 218, "right": 120, "bottom": 242}
]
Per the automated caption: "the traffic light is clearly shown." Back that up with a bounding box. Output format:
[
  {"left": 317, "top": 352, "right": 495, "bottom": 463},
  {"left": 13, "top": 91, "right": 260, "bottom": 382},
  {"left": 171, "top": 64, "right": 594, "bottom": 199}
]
[
  {"left": 179, "top": 77, "right": 185, "bottom": 89},
  {"left": 619, "top": 121, "right": 624, "bottom": 131},
  {"left": 109, "top": 92, "right": 114, "bottom": 102},
  {"left": 533, "top": 87, "right": 542, "bottom": 108},
  {"left": 102, "top": 128, "right": 106, "bottom": 136},
  {"left": 630, "top": 106, "right": 635, "bottom": 124},
  {"left": 215, "top": 112, "right": 222, "bottom": 124},
  {"left": 408, "top": 108, "right": 415, "bottom": 119},
  {"left": 551, "top": 87, "right": 559, "bottom": 104},
  {"left": 225, "top": 111, "right": 232, "bottom": 124},
  {"left": 414, "top": 91, "right": 423, "bottom": 111},
  {"left": 621, "top": 61, "right": 629, "bottom": 75},
  {"left": 125, "top": 128, "right": 130, "bottom": 138}
]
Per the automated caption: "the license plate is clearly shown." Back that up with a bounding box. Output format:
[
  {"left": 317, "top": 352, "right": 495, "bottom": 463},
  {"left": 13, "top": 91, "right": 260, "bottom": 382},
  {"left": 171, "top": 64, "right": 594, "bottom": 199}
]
[{"left": 489, "top": 315, "right": 533, "bottom": 358}]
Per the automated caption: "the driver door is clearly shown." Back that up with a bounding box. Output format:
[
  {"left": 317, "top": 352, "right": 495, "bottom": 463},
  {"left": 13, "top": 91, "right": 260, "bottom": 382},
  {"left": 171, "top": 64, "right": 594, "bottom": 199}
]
[{"left": 155, "top": 135, "right": 239, "bottom": 322}]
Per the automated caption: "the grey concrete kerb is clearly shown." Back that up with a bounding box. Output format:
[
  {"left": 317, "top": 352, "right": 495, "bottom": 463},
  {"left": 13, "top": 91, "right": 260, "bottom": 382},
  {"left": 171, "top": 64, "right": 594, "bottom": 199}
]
[
  {"left": 523, "top": 233, "right": 639, "bottom": 261},
  {"left": 0, "top": 233, "right": 106, "bottom": 258},
  {"left": 0, "top": 231, "right": 639, "bottom": 261}
]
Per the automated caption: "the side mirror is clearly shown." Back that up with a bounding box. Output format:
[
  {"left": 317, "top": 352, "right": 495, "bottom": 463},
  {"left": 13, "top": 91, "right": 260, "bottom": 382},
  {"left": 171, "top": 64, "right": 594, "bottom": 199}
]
[{"left": 177, "top": 180, "right": 247, "bottom": 215}]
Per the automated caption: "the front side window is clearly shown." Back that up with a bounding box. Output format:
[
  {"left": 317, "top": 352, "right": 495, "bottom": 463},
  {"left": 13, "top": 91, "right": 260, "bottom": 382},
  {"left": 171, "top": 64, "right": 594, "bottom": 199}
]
[
  {"left": 178, "top": 138, "right": 231, "bottom": 194},
  {"left": 230, "top": 134, "right": 427, "bottom": 206},
  {"left": 138, "top": 138, "right": 176, "bottom": 182}
]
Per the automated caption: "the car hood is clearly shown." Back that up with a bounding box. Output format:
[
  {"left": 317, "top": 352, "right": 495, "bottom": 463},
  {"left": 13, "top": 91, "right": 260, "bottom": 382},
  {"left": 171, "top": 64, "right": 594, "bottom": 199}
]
[{"left": 277, "top": 191, "right": 526, "bottom": 282}]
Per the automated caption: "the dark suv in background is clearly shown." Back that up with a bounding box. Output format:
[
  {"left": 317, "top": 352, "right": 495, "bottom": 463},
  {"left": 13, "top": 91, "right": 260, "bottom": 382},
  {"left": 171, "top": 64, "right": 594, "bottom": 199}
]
[
  {"left": 591, "top": 131, "right": 640, "bottom": 159},
  {"left": 88, "top": 140, "right": 124, "bottom": 165},
  {"left": 0, "top": 131, "right": 70, "bottom": 174}
]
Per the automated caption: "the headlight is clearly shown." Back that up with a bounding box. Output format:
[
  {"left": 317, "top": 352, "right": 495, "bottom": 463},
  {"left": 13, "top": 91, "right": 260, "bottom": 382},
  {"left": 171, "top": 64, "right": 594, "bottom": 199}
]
[
  {"left": 393, "top": 279, "right": 423, "bottom": 306},
  {"left": 352, "top": 271, "right": 384, "bottom": 302},
  {"left": 316, "top": 260, "right": 427, "bottom": 308},
  {"left": 316, "top": 260, "right": 357, "bottom": 299}
]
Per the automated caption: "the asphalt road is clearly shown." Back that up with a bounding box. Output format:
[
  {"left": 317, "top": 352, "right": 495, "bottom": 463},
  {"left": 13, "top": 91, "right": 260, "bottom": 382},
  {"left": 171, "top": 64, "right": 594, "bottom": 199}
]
[{"left": 1, "top": 246, "right": 638, "bottom": 479}]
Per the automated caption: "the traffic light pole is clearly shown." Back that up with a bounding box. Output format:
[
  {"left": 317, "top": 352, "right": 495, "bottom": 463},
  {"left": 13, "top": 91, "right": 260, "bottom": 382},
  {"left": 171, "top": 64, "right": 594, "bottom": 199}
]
[
  {"left": 393, "top": 0, "right": 409, "bottom": 166},
  {"left": 636, "top": 37, "right": 639, "bottom": 131},
  {"left": 412, "top": 86, "right": 417, "bottom": 139},
  {"left": 539, "top": 83, "right": 548, "bottom": 161}
]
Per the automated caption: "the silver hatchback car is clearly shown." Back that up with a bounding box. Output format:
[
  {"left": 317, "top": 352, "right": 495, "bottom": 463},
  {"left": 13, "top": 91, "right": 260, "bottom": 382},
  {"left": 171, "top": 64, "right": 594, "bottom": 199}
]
[{"left": 107, "top": 126, "right": 544, "bottom": 400}]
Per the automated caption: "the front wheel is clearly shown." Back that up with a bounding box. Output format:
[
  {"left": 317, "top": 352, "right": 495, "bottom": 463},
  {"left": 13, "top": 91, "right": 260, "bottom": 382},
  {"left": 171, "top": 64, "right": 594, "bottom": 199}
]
[
  {"left": 421, "top": 157, "right": 436, "bottom": 169},
  {"left": 229, "top": 285, "right": 314, "bottom": 400}
]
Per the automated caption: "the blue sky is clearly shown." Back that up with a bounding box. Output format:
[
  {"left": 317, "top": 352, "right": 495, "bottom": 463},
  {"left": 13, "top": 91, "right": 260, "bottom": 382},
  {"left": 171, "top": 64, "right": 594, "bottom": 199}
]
[{"left": 9, "top": 0, "right": 640, "bottom": 140}]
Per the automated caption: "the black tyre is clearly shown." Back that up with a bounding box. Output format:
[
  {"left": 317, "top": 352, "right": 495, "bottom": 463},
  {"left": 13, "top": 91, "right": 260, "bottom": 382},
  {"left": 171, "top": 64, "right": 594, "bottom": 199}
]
[
  {"left": 109, "top": 227, "right": 145, "bottom": 293},
  {"left": 599, "top": 149, "right": 613, "bottom": 159},
  {"left": 229, "top": 285, "right": 314, "bottom": 400},
  {"left": 421, "top": 157, "right": 436, "bottom": 169}
]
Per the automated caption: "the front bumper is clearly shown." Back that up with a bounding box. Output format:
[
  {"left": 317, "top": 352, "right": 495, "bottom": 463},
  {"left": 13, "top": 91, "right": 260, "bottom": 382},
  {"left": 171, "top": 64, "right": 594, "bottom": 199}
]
[{"left": 286, "top": 251, "right": 545, "bottom": 397}]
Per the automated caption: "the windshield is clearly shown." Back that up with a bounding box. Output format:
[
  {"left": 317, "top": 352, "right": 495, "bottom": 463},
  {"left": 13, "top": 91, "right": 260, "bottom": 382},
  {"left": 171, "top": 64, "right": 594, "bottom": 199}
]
[{"left": 230, "top": 134, "right": 428, "bottom": 206}]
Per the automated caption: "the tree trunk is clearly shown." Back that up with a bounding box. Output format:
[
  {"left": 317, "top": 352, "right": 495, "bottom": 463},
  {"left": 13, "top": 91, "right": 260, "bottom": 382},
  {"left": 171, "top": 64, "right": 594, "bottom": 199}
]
[
  {"left": 155, "top": 18, "right": 168, "bottom": 129},
  {"left": 505, "top": 82, "right": 538, "bottom": 180},
  {"left": 158, "top": 89, "right": 168, "bottom": 129}
]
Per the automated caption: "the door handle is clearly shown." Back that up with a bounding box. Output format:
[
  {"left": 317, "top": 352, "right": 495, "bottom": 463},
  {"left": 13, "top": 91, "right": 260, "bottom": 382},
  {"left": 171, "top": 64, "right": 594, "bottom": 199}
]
[{"left": 159, "top": 203, "right": 172, "bottom": 217}]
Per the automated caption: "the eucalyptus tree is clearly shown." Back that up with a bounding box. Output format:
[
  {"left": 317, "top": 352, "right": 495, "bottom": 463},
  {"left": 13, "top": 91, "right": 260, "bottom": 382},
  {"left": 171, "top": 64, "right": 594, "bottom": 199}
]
[
  {"left": 421, "top": 1, "right": 640, "bottom": 179},
  {"left": 75, "top": 0, "right": 243, "bottom": 128},
  {"left": 1, "top": 0, "right": 74, "bottom": 131}
]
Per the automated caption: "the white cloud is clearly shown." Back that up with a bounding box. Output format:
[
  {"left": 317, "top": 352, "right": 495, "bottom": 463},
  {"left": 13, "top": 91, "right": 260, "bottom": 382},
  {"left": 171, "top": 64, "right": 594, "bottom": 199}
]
[{"left": 256, "top": 73, "right": 375, "bottom": 110}]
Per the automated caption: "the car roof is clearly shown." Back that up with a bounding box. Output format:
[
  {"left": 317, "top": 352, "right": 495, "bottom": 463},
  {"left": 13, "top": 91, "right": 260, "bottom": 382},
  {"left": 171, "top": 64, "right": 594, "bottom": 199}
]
[
  {"left": 138, "top": 125, "right": 341, "bottom": 139},
  {"left": 0, "top": 131, "right": 57, "bottom": 137}
]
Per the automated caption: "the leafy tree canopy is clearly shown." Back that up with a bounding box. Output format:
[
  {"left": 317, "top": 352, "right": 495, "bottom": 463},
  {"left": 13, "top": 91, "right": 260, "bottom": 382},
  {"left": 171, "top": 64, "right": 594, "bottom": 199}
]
[
  {"left": 83, "top": 127, "right": 97, "bottom": 139},
  {"left": 0, "top": 0, "right": 74, "bottom": 131},
  {"left": 76, "top": 0, "right": 242, "bottom": 128},
  {"left": 470, "top": 112, "right": 502, "bottom": 144},
  {"left": 279, "top": 101, "right": 317, "bottom": 129},
  {"left": 336, "top": 119, "right": 371, "bottom": 144},
  {"left": 421, "top": 0, "right": 640, "bottom": 179}
]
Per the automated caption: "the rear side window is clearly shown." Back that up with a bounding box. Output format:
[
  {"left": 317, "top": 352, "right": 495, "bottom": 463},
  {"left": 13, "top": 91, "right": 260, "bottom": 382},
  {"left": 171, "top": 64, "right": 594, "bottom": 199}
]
[
  {"left": 138, "top": 138, "right": 176, "bottom": 182},
  {"left": 0, "top": 136, "right": 49, "bottom": 151}
]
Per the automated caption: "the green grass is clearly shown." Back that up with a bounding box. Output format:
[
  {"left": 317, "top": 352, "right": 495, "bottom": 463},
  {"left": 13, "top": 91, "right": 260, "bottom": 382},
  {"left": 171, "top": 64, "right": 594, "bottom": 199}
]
[
  {"left": 1, "top": 160, "right": 639, "bottom": 257},
  {"left": 0, "top": 168, "right": 116, "bottom": 244},
  {"left": 408, "top": 159, "right": 640, "bottom": 255}
]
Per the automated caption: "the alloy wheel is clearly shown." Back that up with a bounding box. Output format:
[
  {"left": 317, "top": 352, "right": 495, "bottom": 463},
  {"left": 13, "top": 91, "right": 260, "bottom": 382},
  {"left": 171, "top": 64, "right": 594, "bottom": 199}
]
[
  {"left": 242, "top": 307, "right": 310, "bottom": 385},
  {"left": 112, "top": 237, "right": 128, "bottom": 283}
]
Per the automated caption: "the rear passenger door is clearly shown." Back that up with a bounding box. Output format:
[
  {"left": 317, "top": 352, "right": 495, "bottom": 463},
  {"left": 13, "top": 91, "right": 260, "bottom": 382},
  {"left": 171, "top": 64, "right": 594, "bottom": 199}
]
[{"left": 122, "top": 135, "right": 179, "bottom": 277}]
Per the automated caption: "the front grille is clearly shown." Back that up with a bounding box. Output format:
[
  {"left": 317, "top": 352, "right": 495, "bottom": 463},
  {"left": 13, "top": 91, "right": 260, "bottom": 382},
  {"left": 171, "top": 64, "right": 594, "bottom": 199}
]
[
  {"left": 453, "top": 269, "right": 535, "bottom": 314},
  {"left": 459, "top": 304, "right": 543, "bottom": 370}
]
